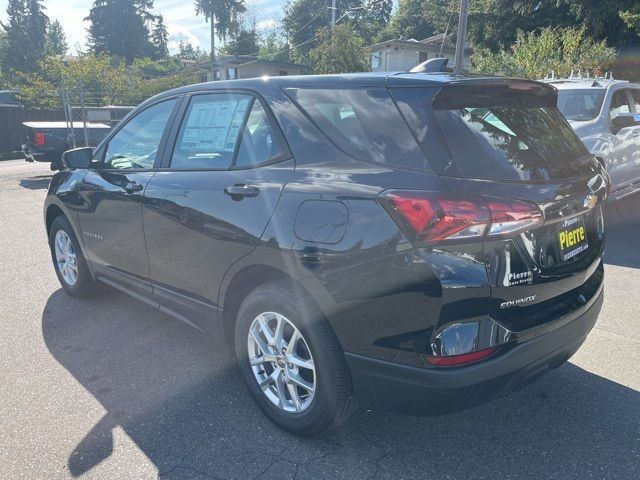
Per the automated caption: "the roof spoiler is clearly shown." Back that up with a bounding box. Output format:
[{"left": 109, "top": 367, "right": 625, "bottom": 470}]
[{"left": 410, "top": 57, "right": 449, "bottom": 73}]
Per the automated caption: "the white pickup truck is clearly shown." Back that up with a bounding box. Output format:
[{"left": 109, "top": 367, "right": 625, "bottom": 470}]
[{"left": 542, "top": 74, "right": 640, "bottom": 201}]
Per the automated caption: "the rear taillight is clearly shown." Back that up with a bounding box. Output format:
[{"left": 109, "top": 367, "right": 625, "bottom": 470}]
[
  {"left": 484, "top": 196, "right": 543, "bottom": 237},
  {"left": 379, "top": 190, "right": 543, "bottom": 245},
  {"left": 34, "top": 132, "right": 45, "bottom": 146}
]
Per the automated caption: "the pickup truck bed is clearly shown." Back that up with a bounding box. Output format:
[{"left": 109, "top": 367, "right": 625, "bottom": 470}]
[{"left": 22, "top": 121, "right": 111, "bottom": 169}]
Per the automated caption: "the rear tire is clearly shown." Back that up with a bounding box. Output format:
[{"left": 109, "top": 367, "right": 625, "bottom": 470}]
[
  {"left": 49, "top": 215, "right": 97, "bottom": 298},
  {"left": 234, "top": 280, "right": 355, "bottom": 436}
]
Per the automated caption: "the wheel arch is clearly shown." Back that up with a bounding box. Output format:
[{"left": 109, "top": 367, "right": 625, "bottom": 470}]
[
  {"left": 219, "top": 261, "right": 337, "bottom": 350},
  {"left": 45, "top": 203, "right": 66, "bottom": 237}
]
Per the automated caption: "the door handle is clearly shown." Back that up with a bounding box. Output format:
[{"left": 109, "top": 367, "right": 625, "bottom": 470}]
[
  {"left": 224, "top": 184, "right": 260, "bottom": 199},
  {"left": 124, "top": 181, "right": 144, "bottom": 194}
]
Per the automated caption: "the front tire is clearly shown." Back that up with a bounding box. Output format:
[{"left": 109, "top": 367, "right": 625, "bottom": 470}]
[
  {"left": 49, "top": 215, "right": 97, "bottom": 298},
  {"left": 235, "top": 280, "right": 355, "bottom": 436}
]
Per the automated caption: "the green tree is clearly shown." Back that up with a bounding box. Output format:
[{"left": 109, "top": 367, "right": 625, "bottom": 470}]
[
  {"left": 472, "top": 27, "right": 617, "bottom": 79},
  {"left": 151, "top": 15, "right": 169, "bottom": 59},
  {"left": 363, "top": 0, "right": 392, "bottom": 26},
  {"left": 1, "top": 0, "right": 49, "bottom": 73},
  {"left": 283, "top": 0, "right": 361, "bottom": 64},
  {"left": 222, "top": 27, "right": 259, "bottom": 55},
  {"left": 45, "top": 19, "right": 68, "bottom": 56},
  {"left": 86, "top": 0, "right": 155, "bottom": 63},
  {"left": 467, "top": 0, "right": 574, "bottom": 52},
  {"left": 13, "top": 53, "right": 202, "bottom": 109},
  {"left": 257, "top": 30, "right": 290, "bottom": 62},
  {"left": 619, "top": 5, "right": 640, "bottom": 37},
  {"left": 194, "top": 0, "right": 246, "bottom": 63},
  {"left": 309, "top": 23, "right": 368, "bottom": 74},
  {"left": 380, "top": 0, "right": 445, "bottom": 42},
  {"left": 559, "top": 0, "right": 639, "bottom": 47}
]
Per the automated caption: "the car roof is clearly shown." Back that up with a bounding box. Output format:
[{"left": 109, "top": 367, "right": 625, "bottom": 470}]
[
  {"left": 543, "top": 78, "right": 640, "bottom": 90},
  {"left": 143, "top": 72, "right": 542, "bottom": 106}
]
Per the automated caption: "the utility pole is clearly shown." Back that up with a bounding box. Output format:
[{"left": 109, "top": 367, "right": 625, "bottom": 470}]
[
  {"left": 331, "top": 0, "right": 336, "bottom": 27},
  {"left": 453, "top": 0, "right": 469, "bottom": 75},
  {"left": 210, "top": 17, "right": 217, "bottom": 81},
  {"left": 330, "top": 0, "right": 336, "bottom": 73}
]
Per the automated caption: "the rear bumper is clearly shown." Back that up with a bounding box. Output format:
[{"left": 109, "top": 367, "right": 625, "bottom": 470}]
[
  {"left": 345, "top": 286, "right": 603, "bottom": 416},
  {"left": 22, "top": 144, "right": 58, "bottom": 163}
]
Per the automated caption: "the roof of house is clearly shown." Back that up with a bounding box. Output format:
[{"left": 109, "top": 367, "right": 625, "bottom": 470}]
[
  {"left": 198, "top": 55, "right": 309, "bottom": 71},
  {"left": 367, "top": 33, "right": 470, "bottom": 54}
]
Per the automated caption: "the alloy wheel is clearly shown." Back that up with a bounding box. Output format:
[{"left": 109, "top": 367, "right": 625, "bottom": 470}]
[
  {"left": 247, "top": 311, "right": 316, "bottom": 413},
  {"left": 54, "top": 230, "right": 78, "bottom": 286}
]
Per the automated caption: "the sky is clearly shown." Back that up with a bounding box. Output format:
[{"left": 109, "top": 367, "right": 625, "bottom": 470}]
[{"left": 0, "top": 0, "right": 286, "bottom": 54}]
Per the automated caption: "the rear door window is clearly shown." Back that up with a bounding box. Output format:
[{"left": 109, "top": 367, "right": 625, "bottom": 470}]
[
  {"left": 169, "top": 93, "right": 288, "bottom": 170},
  {"left": 393, "top": 86, "right": 597, "bottom": 182},
  {"left": 285, "top": 87, "right": 431, "bottom": 171},
  {"left": 170, "top": 94, "right": 251, "bottom": 169}
]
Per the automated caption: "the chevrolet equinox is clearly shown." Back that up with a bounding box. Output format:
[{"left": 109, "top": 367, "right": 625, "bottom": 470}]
[{"left": 44, "top": 73, "right": 606, "bottom": 436}]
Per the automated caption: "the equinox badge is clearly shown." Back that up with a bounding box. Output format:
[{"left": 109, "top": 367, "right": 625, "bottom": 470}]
[{"left": 500, "top": 295, "right": 537, "bottom": 309}]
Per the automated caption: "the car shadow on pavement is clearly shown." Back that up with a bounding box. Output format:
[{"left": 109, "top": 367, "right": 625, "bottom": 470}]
[
  {"left": 604, "top": 194, "right": 640, "bottom": 269},
  {"left": 19, "top": 175, "right": 52, "bottom": 190},
  {"left": 42, "top": 287, "right": 640, "bottom": 480}
]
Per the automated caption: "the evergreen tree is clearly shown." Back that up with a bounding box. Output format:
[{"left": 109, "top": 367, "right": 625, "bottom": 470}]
[
  {"left": 1, "top": 0, "right": 48, "bottom": 72},
  {"left": 364, "top": 0, "right": 392, "bottom": 26},
  {"left": 151, "top": 15, "right": 169, "bottom": 59},
  {"left": 222, "top": 27, "right": 259, "bottom": 55},
  {"left": 86, "top": 0, "right": 155, "bottom": 63},
  {"left": 177, "top": 40, "right": 197, "bottom": 60},
  {"left": 194, "top": 0, "right": 246, "bottom": 62},
  {"left": 257, "top": 30, "right": 290, "bottom": 63},
  {"left": 45, "top": 19, "right": 68, "bottom": 55},
  {"left": 309, "top": 23, "right": 368, "bottom": 74}
]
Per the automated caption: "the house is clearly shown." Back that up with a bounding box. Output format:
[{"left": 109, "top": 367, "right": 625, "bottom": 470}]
[
  {"left": 198, "top": 55, "right": 309, "bottom": 81},
  {"left": 367, "top": 33, "right": 472, "bottom": 72}
]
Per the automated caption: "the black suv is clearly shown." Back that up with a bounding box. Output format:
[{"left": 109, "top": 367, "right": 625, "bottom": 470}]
[{"left": 44, "top": 73, "right": 606, "bottom": 436}]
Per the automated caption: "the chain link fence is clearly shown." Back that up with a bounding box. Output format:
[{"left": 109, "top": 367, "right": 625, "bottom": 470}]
[{"left": 60, "top": 85, "right": 135, "bottom": 149}]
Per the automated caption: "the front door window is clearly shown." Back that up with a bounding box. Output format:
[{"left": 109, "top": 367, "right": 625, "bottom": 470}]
[{"left": 103, "top": 98, "right": 176, "bottom": 169}]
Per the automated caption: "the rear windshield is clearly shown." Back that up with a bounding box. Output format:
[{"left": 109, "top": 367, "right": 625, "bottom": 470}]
[
  {"left": 557, "top": 89, "right": 606, "bottom": 121},
  {"left": 285, "top": 87, "right": 430, "bottom": 170},
  {"left": 393, "top": 86, "right": 598, "bottom": 182}
]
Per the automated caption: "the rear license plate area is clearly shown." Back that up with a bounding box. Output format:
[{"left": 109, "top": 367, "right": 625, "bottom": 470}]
[{"left": 558, "top": 216, "right": 588, "bottom": 261}]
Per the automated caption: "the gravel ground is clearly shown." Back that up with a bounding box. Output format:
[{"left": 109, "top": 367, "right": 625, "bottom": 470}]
[{"left": 1, "top": 159, "right": 639, "bottom": 480}]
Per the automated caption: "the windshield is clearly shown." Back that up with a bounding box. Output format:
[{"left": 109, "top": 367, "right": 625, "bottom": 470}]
[{"left": 557, "top": 89, "right": 606, "bottom": 121}]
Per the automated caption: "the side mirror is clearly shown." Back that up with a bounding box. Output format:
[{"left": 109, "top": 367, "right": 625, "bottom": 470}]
[
  {"left": 611, "top": 113, "right": 640, "bottom": 133},
  {"left": 61, "top": 147, "right": 93, "bottom": 169}
]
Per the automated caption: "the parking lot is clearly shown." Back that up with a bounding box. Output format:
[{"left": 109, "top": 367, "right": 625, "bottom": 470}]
[{"left": 1, "top": 158, "right": 639, "bottom": 480}]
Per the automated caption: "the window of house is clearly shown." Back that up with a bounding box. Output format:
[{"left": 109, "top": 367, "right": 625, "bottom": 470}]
[
  {"left": 279, "top": 71, "right": 288, "bottom": 76},
  {"left": 418, "top": 52, "right": 428, "bottom": 63},
  {"left": 371, "top": 51, "right": 382, "bottom": 69},
  {"left": 227, "top": 68, "right": 237, "bottom": 80}
]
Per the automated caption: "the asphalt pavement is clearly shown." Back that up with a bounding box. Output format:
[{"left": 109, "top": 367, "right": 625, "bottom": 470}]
[{"left": 1, "top": 159, "right": 639, "bottom": 480}]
